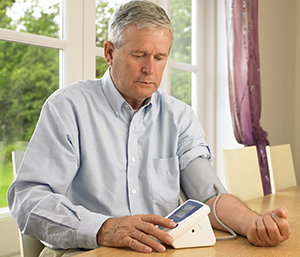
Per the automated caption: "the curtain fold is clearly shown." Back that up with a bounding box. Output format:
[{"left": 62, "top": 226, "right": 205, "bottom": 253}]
[{"left": 225, "top": 0, "right": 272, "bottom": 195}]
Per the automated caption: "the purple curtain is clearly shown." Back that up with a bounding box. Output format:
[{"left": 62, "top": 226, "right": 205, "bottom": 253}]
[{"left": 225, "top": 0, "right": 271, "bottom": 195}]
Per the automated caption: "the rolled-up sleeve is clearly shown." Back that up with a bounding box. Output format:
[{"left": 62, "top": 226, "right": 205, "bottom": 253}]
[{"left": 177, "top": 108, "right": 212, "bottom": 170}]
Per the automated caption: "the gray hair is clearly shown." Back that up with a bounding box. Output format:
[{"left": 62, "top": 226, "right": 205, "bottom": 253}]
[{"left": 108, "top": 0, "right": 174, "bottom": 49}]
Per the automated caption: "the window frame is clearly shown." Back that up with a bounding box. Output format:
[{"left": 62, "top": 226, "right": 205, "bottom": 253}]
[
  {"left": 0, "top": 0, "right": 94, "bottom": 215},
  {"left": 158, "top": 0, "right": 213, "bottom": 139},
  {"left": 158, "top": 1, "right": 204, "bottom": 117}
]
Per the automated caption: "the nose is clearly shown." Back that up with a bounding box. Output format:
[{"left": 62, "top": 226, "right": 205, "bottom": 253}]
[{"left": 142, "top": 57, "right": 155, "bottom": 75}]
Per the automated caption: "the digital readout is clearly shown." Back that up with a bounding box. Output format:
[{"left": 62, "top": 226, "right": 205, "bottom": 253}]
[{"left": 175, "top": 204, "right": 195, "bottom": 219}]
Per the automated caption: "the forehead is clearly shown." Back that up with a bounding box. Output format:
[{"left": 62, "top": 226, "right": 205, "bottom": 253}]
[{"left": 121, "top": 25, "right": 172, "bottom": 53}]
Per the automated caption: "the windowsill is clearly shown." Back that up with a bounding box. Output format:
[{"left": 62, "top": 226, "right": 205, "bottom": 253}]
[{"left": 0, "top": 207, "right": 11, "bottom": 216}]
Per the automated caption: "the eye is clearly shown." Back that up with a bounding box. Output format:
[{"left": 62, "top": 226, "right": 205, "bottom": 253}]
[
  {"left": 155, "top": 55, "right": 165, "bottom": 61},
  {"left": 132, "top": 52, "right": 146, "bottom": 58}
]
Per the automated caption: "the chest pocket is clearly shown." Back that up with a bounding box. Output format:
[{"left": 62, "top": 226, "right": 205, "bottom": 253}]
[{"left": 149, "top": 156, "right": 180, "bottom": 206}]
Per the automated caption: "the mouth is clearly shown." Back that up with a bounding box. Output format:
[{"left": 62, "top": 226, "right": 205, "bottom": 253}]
[{"left": 137, "top": 81, "right": 155, "bottom": 85}]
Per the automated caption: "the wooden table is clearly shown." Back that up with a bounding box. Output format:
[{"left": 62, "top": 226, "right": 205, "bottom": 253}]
[{"left": 76, "top": 186, "right": 300, "bottom": 257}]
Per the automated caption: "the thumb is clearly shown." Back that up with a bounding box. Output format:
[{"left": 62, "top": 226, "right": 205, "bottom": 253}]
[{"left": 275, "top": 207, "right": 289, "bottom": 219}]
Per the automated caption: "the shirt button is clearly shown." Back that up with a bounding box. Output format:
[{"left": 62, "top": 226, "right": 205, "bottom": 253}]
[
  {"left": 132, "top": 189, "right": 137, "bottom": 194},
  {"left": 86, "top": 240, "right": 91, "bottom": 248},
  {"left": 115, "top": 111, "right": 119, "bottom": 115},
  {"left": 131, "top": 156, "right": 135, "bottom": 162}
]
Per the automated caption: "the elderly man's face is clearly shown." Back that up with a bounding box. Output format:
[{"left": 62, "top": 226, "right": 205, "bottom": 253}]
[{"left": 104, "top": 25, "right": 172, "bottom": 110}]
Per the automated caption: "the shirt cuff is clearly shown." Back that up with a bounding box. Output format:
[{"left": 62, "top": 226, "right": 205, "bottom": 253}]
[{"left": 76, "top": 209, "right": 111, "bottom": 249}]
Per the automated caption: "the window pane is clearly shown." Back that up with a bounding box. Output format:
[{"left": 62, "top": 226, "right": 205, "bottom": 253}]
[
  {"left": 0, "top": 41, "right": 59, "bottom": 208},
  {"left": 1, "top": 0, "right": 61, "bottom": 38},
  {"left": 171, "top": 69, "right": 191, "bottom": 106},
  {"left": 96, "top": 56, "right": 109, "bottom": 78},
  {"left": 96, "top": 0, "right": 128, "bottom": 47},
  {"left": 170, "top": 0, "right": 192, "bottom": 64}
]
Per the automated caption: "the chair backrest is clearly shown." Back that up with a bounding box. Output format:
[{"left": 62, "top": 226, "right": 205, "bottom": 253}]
[
  {"left": 266, "top": 144, "right": 297, "bottom": 193},
  {"left": 12, "top": 151, "right": 25, "bottom": 177},
  {"left": 221, "top": 146, "right": 264, "bottom": 201},
  {"left": 12, "top": 151, "right": 45, "bottom": 257}
]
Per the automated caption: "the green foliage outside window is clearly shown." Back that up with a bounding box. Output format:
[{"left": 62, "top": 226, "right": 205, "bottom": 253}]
[
  {"left": 95, "top": 0, "right": 114, "bottom": 78},
  {"left": 170, "top": 0, "right": 192, "bottom": 105},
  {"left": 0, "top": 0, "right": 60, "bottom": 208}
]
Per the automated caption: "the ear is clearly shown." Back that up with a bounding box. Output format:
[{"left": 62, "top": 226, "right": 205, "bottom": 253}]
[{"left": 104, "top": 41, "right": 115, "bottom": 66}]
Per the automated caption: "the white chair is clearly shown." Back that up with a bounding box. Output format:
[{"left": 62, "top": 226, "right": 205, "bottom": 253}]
[
  {"left": 12, "top": 151, "right": 45, "bottom": 257},
  {"left": 221, "top": 146, "right": 264, "bottom": 201},
  {"left": 266, "top": 144, "right": 297, "bottom": 193}
]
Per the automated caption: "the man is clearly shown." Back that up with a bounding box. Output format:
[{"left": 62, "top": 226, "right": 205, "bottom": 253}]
[{"left": 8, "top": 1, "right": 290, "bottom": 256}]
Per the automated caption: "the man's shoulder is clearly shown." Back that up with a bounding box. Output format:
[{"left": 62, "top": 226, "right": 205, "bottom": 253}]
[
  {"left": 154, "top": 89, "right": 192, "bottom": 112},
  {"left": 49, "top": 79, "right": 103, "bottom": 102}
]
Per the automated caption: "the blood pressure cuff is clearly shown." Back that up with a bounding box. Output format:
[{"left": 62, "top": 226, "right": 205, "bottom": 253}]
[{"left": 180, "top": 157, "right": 228, "bottom": 203}]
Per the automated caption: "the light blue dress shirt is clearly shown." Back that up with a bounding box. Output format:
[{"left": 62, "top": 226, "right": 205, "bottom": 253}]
[{"left": 8, "top": 68, "right": 226, "bottom": 250}]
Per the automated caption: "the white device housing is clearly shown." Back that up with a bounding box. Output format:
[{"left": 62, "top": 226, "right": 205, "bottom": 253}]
[{"left": 162, "top": 199, "right": 216, "bottom": 248}]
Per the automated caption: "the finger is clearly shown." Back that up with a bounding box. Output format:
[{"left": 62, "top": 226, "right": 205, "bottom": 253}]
[
  {"left": 139, "top": 214, "right": 176, "bottom": 245},
  {"left": 274, "top": 207, "right": 289, "bottom": 219},
  {"left": 136, "top": 219, "right": 174, "bottom": 246},
  {"left": 141, "top": 214, "right": 177, "bottom": 228},
  {"left": 263, "top": 214, "right": 282, "bottom": 245},
  {"left": 255, "top": 217, "right": 271, "bottom": 246},
  {"left": 109, "top": 216, "right": 167, "bottom": 253},
  {"left": 122, "top": 235, "right": 153, "bottom": 253},
  {"left": 271, "top": 212, "right": 291, "bottom": 239},
  {"left": 246, "top": 220, "right": 264, "bottom": 246},
  {"left": 130, "top": 229, "right": 167, "bottom": 253}
]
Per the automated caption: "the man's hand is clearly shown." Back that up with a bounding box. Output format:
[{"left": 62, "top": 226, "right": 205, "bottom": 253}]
[
  {"left": 245, "top": 207, "right": 291, "bottom": 246},
  {"left": 97, "top": 214, "right": 177, "bottom": 253},
  {"left": 207, "top": 194, "right": 290, "bottom": 247}
]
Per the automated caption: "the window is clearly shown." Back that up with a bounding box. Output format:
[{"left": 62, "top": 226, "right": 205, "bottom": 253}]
[
  {"left": 0, "top": 0, "right": 61, "bottom": 211},
  {"left": 171, "top": 69, "right": 191, "bottom": 105},
  {"left": 0, "top": 0, "right": 95, "bottom": 212},
  {"left": 159, "top": 0, "right": 200, "bottom": 116},
  {"left": 1, "top": 0, "right": 61, "bottom": 38},
  {"left": 95, "top": 0, "right": 128, "bottom": 78},
  {"left": 170, "top": 0, "right": 192, "bottom": 106},
  {"left": 95, "top": 0, "right": 117, "bottom": 78},
  {"left": 0, "top": 42, "right": 59, "bottom": 209}
]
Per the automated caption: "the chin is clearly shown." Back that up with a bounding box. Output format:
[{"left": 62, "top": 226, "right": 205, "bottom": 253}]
[{"left": 136, "top": 89, "right": 157, "bottom": 98}]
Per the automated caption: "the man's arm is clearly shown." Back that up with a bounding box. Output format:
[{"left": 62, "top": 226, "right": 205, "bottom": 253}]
[
  {"left": 7, "top": 99, "right": 107, "bottom": 249},
  {"left": 205, "top": 194, "right": 291, "bottom": 246}
]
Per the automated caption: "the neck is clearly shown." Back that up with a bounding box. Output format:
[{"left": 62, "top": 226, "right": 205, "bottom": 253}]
[{"left": 130, "top": 98, "right": 147, "bottom": 110}]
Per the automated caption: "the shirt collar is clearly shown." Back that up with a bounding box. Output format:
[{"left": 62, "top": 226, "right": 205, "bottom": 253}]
[
  {"left": 102, "top": 68, "right": 126, "bottom": 117},
  {"left": 102, "top": 67, "right": 154, "bottom": 117}
]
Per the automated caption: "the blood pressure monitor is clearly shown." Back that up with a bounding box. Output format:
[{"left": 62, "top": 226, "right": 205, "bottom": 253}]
[{"left": 159, "top": 199, "right": 216, "bottom": 248}]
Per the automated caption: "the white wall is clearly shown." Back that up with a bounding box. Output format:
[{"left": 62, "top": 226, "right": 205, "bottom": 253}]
[
  {"left": 259, "top": 0, "right": 300, "bottom": 184},
  {"left": 297, "top": 0, "right": 300, "bottom": 184}
]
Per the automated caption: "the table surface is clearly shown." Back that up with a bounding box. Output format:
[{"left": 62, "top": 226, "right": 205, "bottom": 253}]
[{"left": 76, "top": 186, "right": 300, "bottom": 257}]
